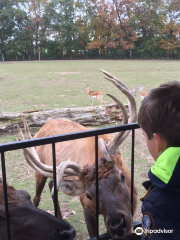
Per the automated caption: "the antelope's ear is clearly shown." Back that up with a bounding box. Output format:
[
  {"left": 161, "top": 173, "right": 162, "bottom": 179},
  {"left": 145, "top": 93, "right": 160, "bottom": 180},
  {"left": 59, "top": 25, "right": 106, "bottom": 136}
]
[{"left": 58, "top": 180, "right": 85, "bottom": 196}]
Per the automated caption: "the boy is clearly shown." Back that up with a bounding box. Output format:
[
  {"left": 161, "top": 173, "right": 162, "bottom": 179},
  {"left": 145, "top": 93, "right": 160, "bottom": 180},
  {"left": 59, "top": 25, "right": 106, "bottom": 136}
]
[{"left": 138, "top": 81, "right": 180, "bottom": 239}]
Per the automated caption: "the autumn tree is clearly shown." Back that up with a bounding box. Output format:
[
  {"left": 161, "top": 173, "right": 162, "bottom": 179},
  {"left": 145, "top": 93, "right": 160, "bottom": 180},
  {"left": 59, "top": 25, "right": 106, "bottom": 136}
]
[
  {"left": 0, "top": 0, "right": 33, "bottom": 60},
  {"left": 74, "top": 0, "right": 92, "bottom": 57},
  {"left": 86, "top": 0, "right": 115, "bottom": 55},
  {"left": 45, "top": 0, "right": 79, "bottom": 59},
  {"left": 86, "top": 0, "right": 137, "bottom": 58},
  {"left": 0, "top": 0, "right": 20, "bottom": 58},
  {"left": 1, "top": 0, "right": 180, "bottom": 60},
  {"left": 160, "top": 20, "right": 180, "bottom": 59},
  {"left": 12, "top": 8, "right": 33, "bottom": 60},
  {"left": 111, "top": 0, "right": 137, "bottom": 57},
  {"left": 132, "top": 0, "right": 166, "bottom": 58},
  {"left": 26, "top": 0, "right": 48, "bottom": 59}
]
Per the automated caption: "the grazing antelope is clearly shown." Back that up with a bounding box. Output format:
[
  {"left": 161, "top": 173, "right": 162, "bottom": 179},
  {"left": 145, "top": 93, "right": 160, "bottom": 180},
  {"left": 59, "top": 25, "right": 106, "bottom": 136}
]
[
  {"left": 137, "top": 86, "right": 148, "bottom": 100},
  {"left": 83, "top": 85, "right": 103, "bottom": 106},
  {"left": 17, "top": 69, "right": 137, "bottom": 239},
  {"left": 0, "top": 179, "right": 76, "bottom": 240}
]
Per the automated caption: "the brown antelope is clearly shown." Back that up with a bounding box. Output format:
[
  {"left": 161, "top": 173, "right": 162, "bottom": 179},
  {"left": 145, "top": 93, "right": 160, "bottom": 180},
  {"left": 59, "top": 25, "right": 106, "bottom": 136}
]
[
  {"left": 0, "top": 178, "right": 76, "bottom": 240},
  {"left": 17, "top": 69, "right": 137, "bottom": 239},
  {"left": 137, "top": 86, "right": 148, "bottom": 100},
  {"left": 83, "top": 85, "right": 103, "bottom": 106}
]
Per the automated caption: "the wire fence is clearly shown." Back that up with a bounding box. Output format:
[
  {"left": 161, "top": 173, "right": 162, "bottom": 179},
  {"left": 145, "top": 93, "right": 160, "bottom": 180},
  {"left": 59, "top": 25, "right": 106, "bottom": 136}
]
[{"left": 0, "top": 122, "right": 141, "bottom": 240}]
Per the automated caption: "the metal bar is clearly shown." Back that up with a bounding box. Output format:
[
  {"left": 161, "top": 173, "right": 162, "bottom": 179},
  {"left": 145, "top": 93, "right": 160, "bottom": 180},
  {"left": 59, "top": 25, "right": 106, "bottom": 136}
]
[
  {"left": 52, "top": 142, "right": 58, "bottom": 217},
  {"left": 0, "top": 123, "right": 141, "bottom": 240},
  {"left": 131, "top": 129, "right": 135, "bottom": 215},
  {"left": 95, "top": 135, "right": 99, "bottom": 238},
  {"left": 1, "top": 152, "right": 11, "bottom": 240},
  {"left": 0, "top": 123, "right": 140, "bottom": 152}
]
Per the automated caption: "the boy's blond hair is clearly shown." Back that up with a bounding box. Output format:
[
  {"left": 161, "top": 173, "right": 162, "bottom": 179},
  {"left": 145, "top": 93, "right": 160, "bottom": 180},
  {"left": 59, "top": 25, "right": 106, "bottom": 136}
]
[{"left": 138, "top": 81, "right": 180, "bottom": 147}]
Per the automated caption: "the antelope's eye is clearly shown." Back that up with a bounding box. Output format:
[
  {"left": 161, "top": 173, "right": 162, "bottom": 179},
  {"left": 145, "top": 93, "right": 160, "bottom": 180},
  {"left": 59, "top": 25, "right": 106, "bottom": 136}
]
[
  {"left": 121, "top": 172, "right": 125, "bottom": 182},
  {"left": 85, "top": 192, "right": 92, "bottom": 201}
]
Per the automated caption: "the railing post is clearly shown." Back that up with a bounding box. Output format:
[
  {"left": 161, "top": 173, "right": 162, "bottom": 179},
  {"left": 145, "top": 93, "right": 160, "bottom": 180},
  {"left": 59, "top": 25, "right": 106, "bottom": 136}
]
[
  {"left": 95, "top": 135, "right": 99, "bottom": 239},
  {"left": 131, "top": 129, "right": 135, "bottom": 215},
  {"left": 52, "top": 142, "right": 58, "bottom": 217},
  {"left": 0, "top": 123, "right": 140, "bottom": 240},
  {"left": 1, "top": 152, "right": 11, "bottom": 240}
]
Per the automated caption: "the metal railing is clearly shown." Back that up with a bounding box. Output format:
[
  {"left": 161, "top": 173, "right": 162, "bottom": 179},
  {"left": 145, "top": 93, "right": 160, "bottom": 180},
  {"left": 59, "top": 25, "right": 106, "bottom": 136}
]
[{"left": 0, "top": 122, "right": 141, "bottom": 240}]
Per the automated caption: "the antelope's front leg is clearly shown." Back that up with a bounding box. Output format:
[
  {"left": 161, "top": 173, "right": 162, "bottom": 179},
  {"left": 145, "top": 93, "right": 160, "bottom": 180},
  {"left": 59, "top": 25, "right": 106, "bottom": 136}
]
[
  {"left": 33, "top": 172, "right": 47, "bottom": 207},
  {"left": 91, "top": 98, "right": 93, "bottom": 106},
  {"left": 83, "top": 206, "right": 96, "bottom": 238}
]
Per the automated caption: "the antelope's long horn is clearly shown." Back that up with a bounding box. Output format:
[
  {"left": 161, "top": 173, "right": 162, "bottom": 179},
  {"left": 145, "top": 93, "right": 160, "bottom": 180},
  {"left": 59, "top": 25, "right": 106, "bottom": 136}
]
[
  {"left": 99, "top": 69, "right": 137, "bottom": 157},
  {"left": 98, "top": 138, "right": 112, "bottom": 162},
  {"left": 16, "top": 124, "right": 54, "bottom": 175},
  {"left": 106, "top": 94, "right": 128, "bottom": 125},
  {"left": 23, "top": 151, "right": 54, "bottom": 178},
  {"left": 19, "top": 117, "right": 49, "bottom": 171},
  {"left": 17, "top": 119, "right": 82, "bottom": 179},
  {"left": 22, "top": 115, "right": 33, "bottom": 139},
  {"left": 100, "top": 69, "right": 128, "bottom": 90}
]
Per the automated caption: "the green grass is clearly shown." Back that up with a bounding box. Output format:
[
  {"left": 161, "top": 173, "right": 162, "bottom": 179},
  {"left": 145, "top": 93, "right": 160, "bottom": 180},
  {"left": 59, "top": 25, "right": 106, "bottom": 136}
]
[
  {"left": 1, "top": 60, "right": 180, "bottom": 112},
  {"left": 0, "top": 60, "right": 180, "bottom": 239}
]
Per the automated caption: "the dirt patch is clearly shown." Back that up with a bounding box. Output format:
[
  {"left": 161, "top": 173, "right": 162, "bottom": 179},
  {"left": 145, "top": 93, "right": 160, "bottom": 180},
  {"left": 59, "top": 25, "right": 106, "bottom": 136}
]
[
  {"left": 47, "top": 196, "right": 79, "bottom": 219},
  {"left": 57, "top": 72, "right": 80, "bottom": 75}
]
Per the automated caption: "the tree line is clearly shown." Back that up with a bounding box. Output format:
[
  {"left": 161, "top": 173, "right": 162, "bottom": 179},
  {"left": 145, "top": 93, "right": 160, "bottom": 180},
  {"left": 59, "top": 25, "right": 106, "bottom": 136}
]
[{"left": 0, "top": 0, "right": 180, "bottom": 61}]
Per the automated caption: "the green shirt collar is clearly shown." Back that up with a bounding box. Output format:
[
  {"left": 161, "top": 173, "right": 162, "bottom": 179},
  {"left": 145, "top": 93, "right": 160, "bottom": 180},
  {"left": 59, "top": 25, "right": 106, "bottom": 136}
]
[{"left": 151, "top": 147, "right": 180, "bottom": 184}]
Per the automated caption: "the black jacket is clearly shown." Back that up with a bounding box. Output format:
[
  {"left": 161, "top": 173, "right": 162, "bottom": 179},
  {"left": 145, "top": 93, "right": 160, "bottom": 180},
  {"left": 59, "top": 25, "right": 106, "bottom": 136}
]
[
  {"left": 141, "top": 181, "right": 180, "bottom": 239},
  {"left": 140, "top": 147, "right": 180, "bottom": 239}
]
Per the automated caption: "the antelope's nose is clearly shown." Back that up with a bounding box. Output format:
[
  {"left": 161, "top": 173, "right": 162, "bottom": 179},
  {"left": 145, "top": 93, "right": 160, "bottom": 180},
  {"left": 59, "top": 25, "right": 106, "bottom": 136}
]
[
  {"left": 57, "top": 227, "right": 76, "bottom": 240},
  {"left": 107, "top": 215, "right": 126, "bottom": 238}
]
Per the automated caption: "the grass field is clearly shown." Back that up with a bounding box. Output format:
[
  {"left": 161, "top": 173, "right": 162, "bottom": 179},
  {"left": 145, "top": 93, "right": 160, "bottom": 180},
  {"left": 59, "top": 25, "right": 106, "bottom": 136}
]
[
  {"left": 1, "top": 60, "right": 180, "bottom": 112},
  {"left": 0, "top": 60, "right": 180, "bottom": 239}
]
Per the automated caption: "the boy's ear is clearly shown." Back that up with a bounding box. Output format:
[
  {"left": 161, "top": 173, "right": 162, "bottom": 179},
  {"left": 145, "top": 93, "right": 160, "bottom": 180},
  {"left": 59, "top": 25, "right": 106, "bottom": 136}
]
[{"left": 153, "top": 133, "right": 165, "bottom": 153}]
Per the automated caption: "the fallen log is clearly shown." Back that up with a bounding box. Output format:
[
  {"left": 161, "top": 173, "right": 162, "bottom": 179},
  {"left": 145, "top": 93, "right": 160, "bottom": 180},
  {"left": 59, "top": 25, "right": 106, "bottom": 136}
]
[{"left": 0, "top": 104, "right": 128, "bottom": 133}]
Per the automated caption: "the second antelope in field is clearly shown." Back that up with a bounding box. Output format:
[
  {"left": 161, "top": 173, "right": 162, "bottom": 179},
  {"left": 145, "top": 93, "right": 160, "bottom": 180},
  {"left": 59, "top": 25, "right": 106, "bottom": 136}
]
[
  {"left": 137, "top": 86, "right": 148, "bottom": 100},
  {"left": 83, "top": 85, "right": 103, "bottom": 106}
]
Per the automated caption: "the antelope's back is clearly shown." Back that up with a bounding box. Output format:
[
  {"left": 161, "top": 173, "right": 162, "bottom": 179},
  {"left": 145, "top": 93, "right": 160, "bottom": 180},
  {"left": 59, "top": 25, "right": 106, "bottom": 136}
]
[{"left": 35, "top": 119, "right": 110, "bottom": 167}]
